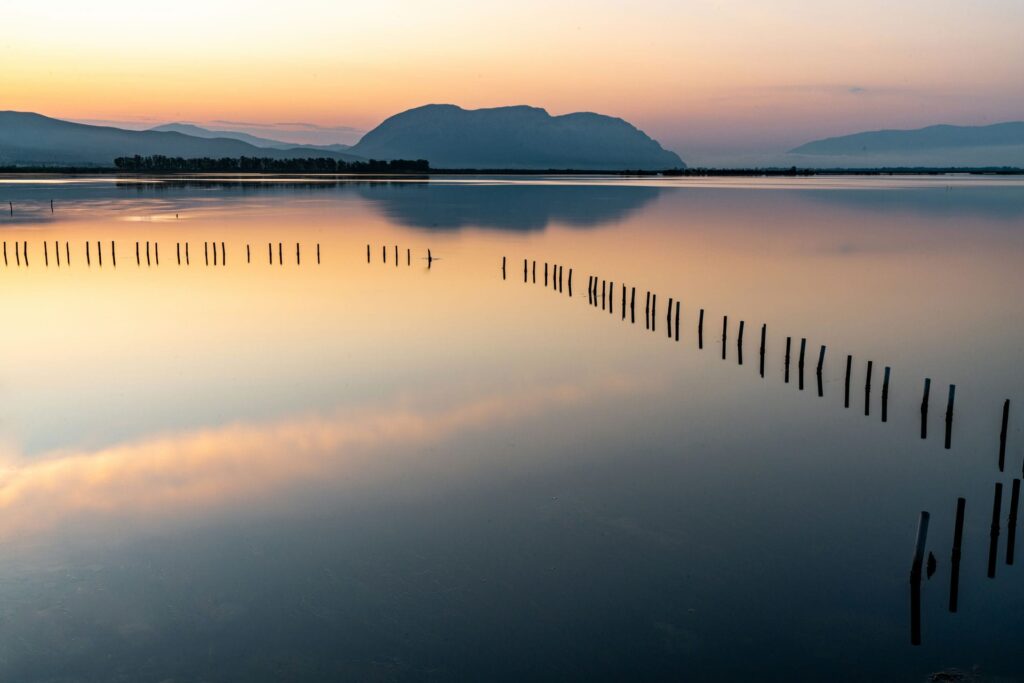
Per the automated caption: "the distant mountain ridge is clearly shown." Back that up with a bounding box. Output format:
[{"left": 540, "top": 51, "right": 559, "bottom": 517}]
[
  {"left": 148, "top": 123, "right": 352, "bottom": 152},
  {"left": 790, "top": 122, "right": 1024, "bottom": 157},
  {"left": 348, "top": 104, "right": 684, "bottom": 170},
  {"left": 0, "top": 111, "right": 364, "bottom": 167}
]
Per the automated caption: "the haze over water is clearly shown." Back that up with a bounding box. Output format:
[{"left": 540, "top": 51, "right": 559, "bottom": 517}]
[{"left": 1, "top": 176, "right": 1023, "bottom": 681}]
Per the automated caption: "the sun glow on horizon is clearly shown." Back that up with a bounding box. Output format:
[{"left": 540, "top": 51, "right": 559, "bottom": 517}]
[{"left": 3, "top": 0, "right": 1023, "bottom": 156}]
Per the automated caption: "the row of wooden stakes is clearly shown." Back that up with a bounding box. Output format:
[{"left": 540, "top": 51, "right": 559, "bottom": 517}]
[
  {"left": 0, "top": 240, "right": 322, "bottom": 267},
  {"left": 509, "top": 255, "right": 1017, "bottom": 475}
]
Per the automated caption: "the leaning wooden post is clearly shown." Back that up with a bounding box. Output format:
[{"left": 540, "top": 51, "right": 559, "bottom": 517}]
[
  {"left": 784, "top": 336, "right": 792, "bottom": 383},
  {"left": 278, "top": 242, "right": 283, "bottom": 265},
  {"left": 651, "top": 294, "right": 657, "bottom": 333},
  {"left": 881, "top": 367, "right": 891, "bottom": 422},
  {"left": 621, "top": 284, "right": 626, "bottom": 320},
  {"left": 697, "top": 308, "right": 703, "bottom": 348},
  {"left": 44, "top": 241, "right": 49, "bottom": 267},
  {"left": 945, "top": 384, "right": 956, "bottom": 450},
  {"left": 674, "top": 301, "right": 680, "bottom": 342},
  {"left": 736, "top": 320, "right": 744, "bottom": 364},
  {"left": 177, "top": 242, "right": 181, "bottom": 265},
  {"left": 795, "top": 340, "right": 807, "bottom": 388},
  {"left": 221, "top": 241, "right": 225, "bottom": 266},
  {"left": 297, "top": 242, "right": 301, "bottom": 265},
  {"left": 815, "top": 345, "right": 826, "bottom": 397},
  {"left": 66, "top": 241, "right": 70, "bottom": 265},
  {"left": 205, "top": 241, "right": 209, "bottom": 266},
  {"left": 721, "top": 315, "right": 727, "bottom": 360},
  {"left": 864, "top": 361, "right": 873, "bottom": 417},
  {"left": 96, "top": 241, "right": 102, "bottom": 267},
  {"left": 630, "top": 287, "right": 636, "bottom": 323},
  {"left": 844, "top": 355, "right": 852, "bottom": 408},
  {"left": 949, "top": 497, "right": 966, "bottom": 613},
  {"left": 155, "top": 242, "right": 159, "bottom": 266},
  {"left": 988, "top": 482, "right": 1003, "bottom": 579},
  {"left": 1007, "top": 478, "right": 1020, "bottom": 566},
  {"left": 645, "top": 291, "right": 651, "bottom": 328},
  {"left": 502, "top": 256, "right": 506, "bottom": 280},
  {"left": 86, "top": 241, "right": 91, "bottom": 266},
  {"left": 909, "top": 510, "right": 930, "bottom": 646},
  {"left": 667, "top": 298, "right": 674, "bottom": 338},
  {"left": 185, "top": 241, "right": 190, "bottom": 265},
  {"left": 759, "top": 324, "right": 766, "bottom": 377},
  {"left": 568, "top": 268, "right": 573, "bottom": 296},
  {"left": 146, "top": 240, "right": 151, "bottom": 266},
  {"left": 406, "top": 248, "right": 410, "bottom": 266},
  {"left": 998, "top": 399, "right": 1010, "bottom": 472},
  {"left": 532, "top": 260, "right": 536, "bottom": 283},
  {"left": 920, "top": 378, "right": 931, "bottom": 439},
  {"left": 246, "top": 244, "right": 250, "bottom": 263}
]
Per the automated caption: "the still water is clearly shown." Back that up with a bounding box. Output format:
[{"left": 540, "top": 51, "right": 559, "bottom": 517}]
[{"left": 0, "top": 175, "right": 1022, "bottom": 681}]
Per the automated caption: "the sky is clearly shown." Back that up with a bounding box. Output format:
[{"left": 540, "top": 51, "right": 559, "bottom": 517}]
[{"left": 2, "top": 0, "right": 1022, "bottom": 164}]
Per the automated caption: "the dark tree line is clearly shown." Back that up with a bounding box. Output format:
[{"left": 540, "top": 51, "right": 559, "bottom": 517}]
[{"left": 113, "top": 155, "right": 430, "bottom": 173}]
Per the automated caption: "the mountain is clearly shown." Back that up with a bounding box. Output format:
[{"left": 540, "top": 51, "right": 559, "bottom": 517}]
[
  {"left": 0, "top": 112, "right": 364, "bottom": 167},
  {"left": 789, "top": 122, "right": 1024, "bottom": 167},
  {"left": 149, "top": 123, "right": 351, "bottom": 152},
  {"left": 348, "top": 104, "right": 684, "bottom": 170}
]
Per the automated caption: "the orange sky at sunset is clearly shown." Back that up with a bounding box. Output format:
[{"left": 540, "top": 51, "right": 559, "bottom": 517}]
[{"left": 3, "top": 0, "right": 1023, "bottom": 161}]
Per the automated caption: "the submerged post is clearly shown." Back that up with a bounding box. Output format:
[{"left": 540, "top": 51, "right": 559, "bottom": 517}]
[
  {"left": 882, "top": 367, "right": 891, "bottom": 422},
  {"left": 910, "top": 510, "right": 930, "bottom": 646},
  {"left": 988, "top": 482, "right": 1003, "bottom": 578},
  {"left": 721, "top": 315, "right": 727, "bottom": 360},
  {"left": 816, "top": 345, "right": 826, "bottom": 397},
  {"left": 1007, "top": 478, "right": 1021, "bottom": 566},
  {"left": 999, "top": 399, "right": 1010, "bottom": 472},
  {"left": 945, "top": 385, "right": 956, "bottom": 450},
  {"left": 949, "top": 497, "right": 966, "bottom": 613},
  {"left": 864, "top": 361, "right": 874, "bottom": 416},
  {"left": 844, "top": 355, "right": 852, "bottom": 408},
  {"left": 784, "top": 336, "right": 792, "bottom": 382},
  {"left": 797, "top": 338, "right": 806, "bottom": 390},
  {"left": 737, "top": 320, "right": 744, "bottom": 364},
  {"left": 921, "top": 379, "right": 931, "bottom": 439},
  {"left": 759, "top": 324, "right": 766, "bottom": 378}
]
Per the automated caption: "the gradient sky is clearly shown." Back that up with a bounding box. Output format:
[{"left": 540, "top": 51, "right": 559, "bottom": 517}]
[{"left": 3, "top": 0, "right": 1022, "bottom": 162}]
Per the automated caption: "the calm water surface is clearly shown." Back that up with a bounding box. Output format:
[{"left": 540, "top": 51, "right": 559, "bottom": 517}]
[{"left": 1, "top": 175, "right": 1022, "bottom": 681}]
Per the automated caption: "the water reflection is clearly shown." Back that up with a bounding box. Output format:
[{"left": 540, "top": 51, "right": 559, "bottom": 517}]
[
  {"left": 353, "top": 182, "right": 661, "bottom": 231},
  {"left": 0, "top": 176, "right": 1023, "bottom": 681}
]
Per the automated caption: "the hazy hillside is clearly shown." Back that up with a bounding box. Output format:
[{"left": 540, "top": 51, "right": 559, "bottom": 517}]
[
  {"left": 150, "top": 123, "right": 351, "bottom": 152},
  {"left": 0, "top": 112, "right": 363, "bottom": 166},
  {"left": 788, "top": 122, "right": 1024, "bottom": 167},
  {"left": 349, "top": 104, "right": 684, "bottom": 170}
]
